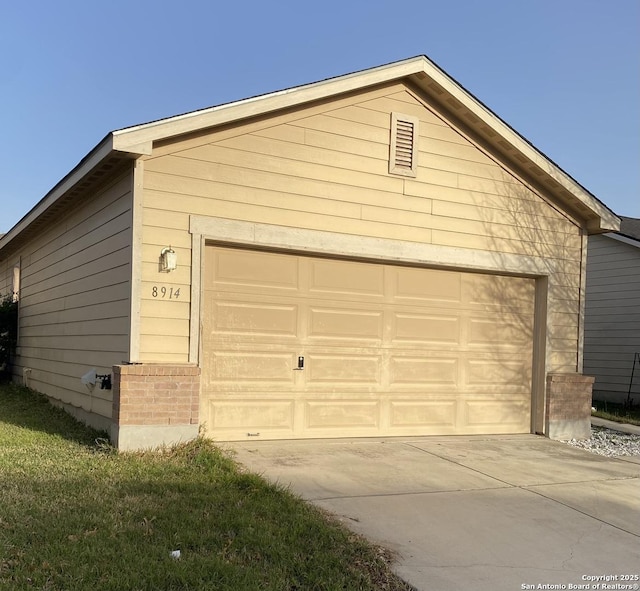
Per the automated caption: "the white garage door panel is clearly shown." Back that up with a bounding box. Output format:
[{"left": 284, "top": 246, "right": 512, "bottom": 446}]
[
  {"left": 464, "top": 400, "right": 530, "bottom": 429},
  {"left": 309, "top": 258, "right": 385, "bottom": 298},
  {"left": 208, "top": 351, "right": 296, "bottom": 383},
  {"left": 392, "top": 313, "right": 460, "bottom": 344},
  {"left": 309, "top": 306, "right": 384, "bottom": 340},
  {"left": 389, "top": 357, "right": 459, "bottom": 387},
  {"left": 306, "top": 354, "right": 381, "bottom": 385},
  {"left": 208, "top": 248, "right": 299, "bottom": 292},
  {"left": 202, "top": 246, "right": 535, "bottom": 440},
  {"left": 212, "top": 301, "right": 299, "bottom": 337},
  {"left": 466, "top": 359, "right": 531, "bottom": 387},
  {"left": 306, "top": 401, "right": 380, "bottom": 429},
  {"left": 209, "top": 399, "right": 294, "bottom": 431},
  {"left": 468, "top": 317, "right": 531, "bottom": 347},
  {"left": 394, "top": 267, "right": 462, "bottom": 303},
  {"left": 390, "top": 401, "right": 457, "bottom": 427}
]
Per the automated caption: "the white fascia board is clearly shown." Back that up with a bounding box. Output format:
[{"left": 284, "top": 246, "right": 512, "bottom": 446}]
[
  {"left": 416, "top": 59, "right": 619, "bottom": 232},
  {"left": 112, "top": 138, "right": 153, "bottom": 155},
  {"left": 111, "top": 57, "right": 427, "bottom": 150},
  {"left": 587, "top": 212, "right": 620, "bottom": 234},
  {"left": 605, "top": 232, "right": 640, "bottom": 249}
]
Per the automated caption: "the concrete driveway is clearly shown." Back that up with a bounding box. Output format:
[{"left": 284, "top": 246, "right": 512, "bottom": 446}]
[{"left": 228, "top": 435, "right": 640, "bottom": 591}]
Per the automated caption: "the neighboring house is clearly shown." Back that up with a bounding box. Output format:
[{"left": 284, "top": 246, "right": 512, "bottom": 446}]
[
  {"left": 0, "top": 56, "right": 619, "bottom": 449},
  {"left": 584, "top": 216, "right": 640, "bottom": 404}
]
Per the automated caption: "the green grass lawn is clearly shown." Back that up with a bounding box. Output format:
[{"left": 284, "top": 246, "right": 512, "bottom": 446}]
[
  {"left": 0, "top": 383, "right": 413, "bottom": 591},
  {"left": 592, "top": 399, "right": 640, "bottom": 426}
]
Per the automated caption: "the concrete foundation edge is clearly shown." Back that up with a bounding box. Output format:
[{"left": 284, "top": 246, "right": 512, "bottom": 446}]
[
  {"left": 547, "top": 418, "right": 591, "bottom": 441},
  {"left": 111, "top": 424, "right": 200, "bottom": 451}
]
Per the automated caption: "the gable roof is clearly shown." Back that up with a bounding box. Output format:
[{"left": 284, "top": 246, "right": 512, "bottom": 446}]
[{"left": 0, "top": 55, "right": 620, "bottom": 254}]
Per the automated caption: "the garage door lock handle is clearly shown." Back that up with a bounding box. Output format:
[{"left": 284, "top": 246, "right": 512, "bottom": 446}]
[{"left": 294, "top": 356, "right": 304, "bottom": 370}]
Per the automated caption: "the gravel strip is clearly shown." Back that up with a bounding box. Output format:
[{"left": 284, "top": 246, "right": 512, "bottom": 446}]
[{"left": 563, "top": 426, "right": 640, "bottom": 457}]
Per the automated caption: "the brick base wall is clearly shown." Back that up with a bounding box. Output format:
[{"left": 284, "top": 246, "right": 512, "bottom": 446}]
[
  {"left": 545, "top": 373, "right": 594, "bottom": 440},
  {"left": 111, "top": 364, "right": 200, "bottom": 450}
]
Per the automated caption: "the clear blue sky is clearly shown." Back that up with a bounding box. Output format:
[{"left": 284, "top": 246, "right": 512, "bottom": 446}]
[{"left": 1, "top": 0, "right": 638, "bottom": 233}]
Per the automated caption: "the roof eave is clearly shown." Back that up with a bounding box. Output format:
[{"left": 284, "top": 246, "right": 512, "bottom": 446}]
[
  {"left": 112, "top": 56, "right": 429, "bottom": 149},
  {"left": 2, "top": 55, "right": 621, "bottom": 256},
  {"left": 112, "top": 54, "right": 618, "bottom": 233},
  {"left": 0, "top": 135, "right": 148, "bottom": 254},
  {"left": 605, "top": 232, "right": 640, "bottom": 249}
]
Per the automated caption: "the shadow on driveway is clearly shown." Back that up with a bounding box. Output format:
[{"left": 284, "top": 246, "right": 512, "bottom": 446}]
[{"left": 227, "top": 435, "right": 640, "bottom": 591}]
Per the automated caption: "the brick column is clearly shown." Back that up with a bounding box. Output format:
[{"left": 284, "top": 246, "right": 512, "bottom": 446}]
[
  {"left": 111, "top": 364, "right": 200, "bottom": 450},
  {"left": 545, "top": 373, "right": 594, "bottom": 440}
]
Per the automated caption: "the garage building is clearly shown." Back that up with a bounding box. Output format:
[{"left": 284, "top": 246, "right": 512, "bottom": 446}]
[{"left": 0, "top": 56, "right": 618, "bottom": 449}]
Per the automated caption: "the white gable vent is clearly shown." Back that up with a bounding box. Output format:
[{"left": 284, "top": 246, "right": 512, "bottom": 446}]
[{"left": 389, "top": 112, "right": 419, "bottom": 177}]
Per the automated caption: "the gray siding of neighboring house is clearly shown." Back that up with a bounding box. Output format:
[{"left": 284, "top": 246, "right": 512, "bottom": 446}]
[{"left": 584, "top": 233, "right": 640, "bottom": 403}]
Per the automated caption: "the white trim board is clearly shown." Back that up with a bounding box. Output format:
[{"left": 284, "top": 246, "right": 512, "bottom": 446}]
[
  {"left": 190, "top": 216, "right": 551, "bottom": 276},
  {"left": 605, "top": 232, "right": 640, "bottom": 250}
]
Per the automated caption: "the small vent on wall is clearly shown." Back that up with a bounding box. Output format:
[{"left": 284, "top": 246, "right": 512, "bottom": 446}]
[{"left": 389, "top": 113, "right": 419, "bottom": 177}]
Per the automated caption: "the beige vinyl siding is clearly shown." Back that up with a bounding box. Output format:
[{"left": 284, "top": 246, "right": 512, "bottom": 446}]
[
  {"left": 584, "top": 234, "right": 640, "bottom": 401},
  {"left": 138, "top": 197, "right": 192, "bottom": 362},
  {"left": 9, "top": 171, "right": 134, "bottom": 423},
  {"left": 139, "top": 81, "right": 582, "bottom": 369}
]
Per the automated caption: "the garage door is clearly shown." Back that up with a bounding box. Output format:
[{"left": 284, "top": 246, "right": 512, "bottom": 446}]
[{"left": 201, "top": 246, "right": 534, "bottom": 441}]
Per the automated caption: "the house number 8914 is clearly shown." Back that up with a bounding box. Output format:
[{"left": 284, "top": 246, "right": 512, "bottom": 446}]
[{"left": 152, "top": 286, "right": 181, "bottom": 299}]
